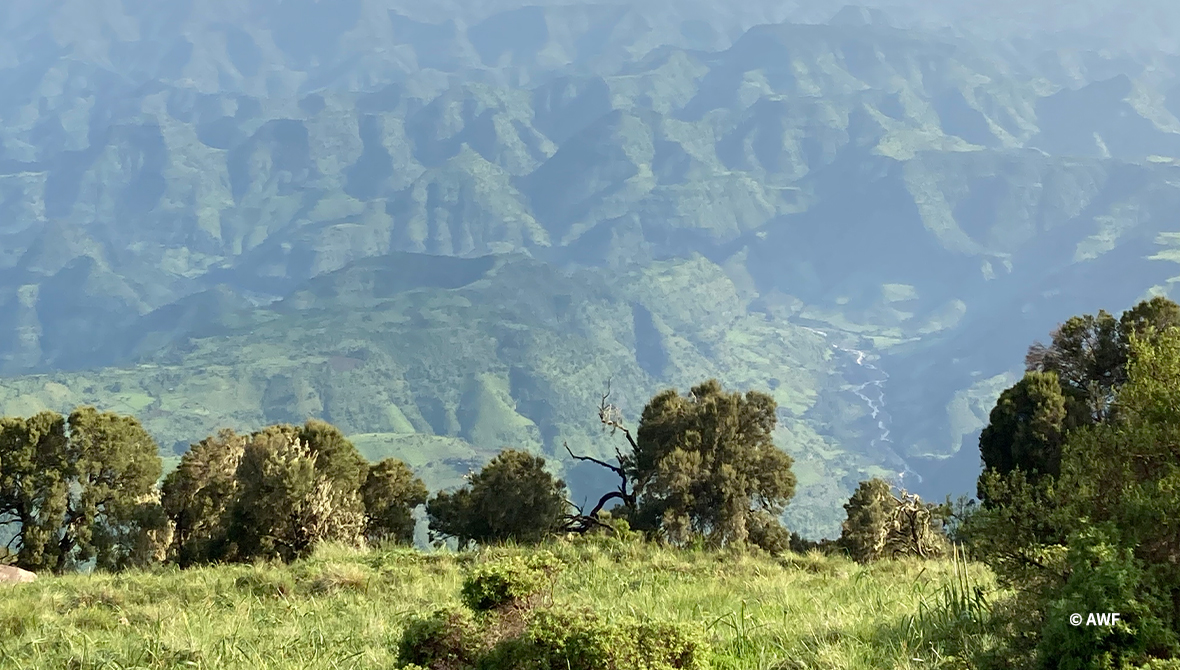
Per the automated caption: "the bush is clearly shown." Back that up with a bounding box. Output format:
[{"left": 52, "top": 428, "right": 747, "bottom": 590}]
[
  {"left": 746, "top": 509, "right": 791, "bottom": 555},
  {"left": 1038, "top": 525, "right": 1176, "bottom": 670},
  {"left": 397, "top": 607, "right": 482, "bottom": 669},
  {"left": 840, "top": 478, "right": 948, "bottom": 563},
  {"left": 460, "top": 554, "right": 560, "bottom": 612},
  {"left": 483, "top": 609, "right": 710, "bottom": 670},
  {"left": 226, "top": 429, "right": 365, "bottom": 563},
  {"left": 361, "top": 458, "right": 427, "bottom": 544}
]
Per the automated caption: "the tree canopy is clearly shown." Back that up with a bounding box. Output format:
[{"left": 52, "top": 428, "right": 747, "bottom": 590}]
[
  {"left": 576, "top": 379, "right": 796, "bottom": 549},
  {"left": 161, "top": 429, "right": 247, "bottom": 566},
  {"left": 0, "top": 407, "right": 164, "bottom": 573},
  {"left": 361, "top": 458, "right": 427, "bottom": 545},
  {"left": 426, "top": 450, "right": 568, "bottom": 547},
  {"left": 161, "top": 420, "right": 391, "bottom": 565},
  {"left": 630, "top": 380, "right": 796, "bottom": 547},
  {"left": 966, "top": 298, "right": 1180, "bottom": 667}
]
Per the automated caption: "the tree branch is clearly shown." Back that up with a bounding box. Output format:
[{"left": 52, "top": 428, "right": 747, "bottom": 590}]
[
  {"left": 564, "top": 442, "right": 626, "bottom": 480},
  {"left": 598, "top": 379, "right": 638, "bottom": 451},
  {"left": 586, "top": 491, "right": 627, "bottom": 520}
]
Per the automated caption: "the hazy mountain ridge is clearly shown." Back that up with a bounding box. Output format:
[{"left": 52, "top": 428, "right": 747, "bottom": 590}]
[{"left": 3, "top": 1, "right": 1180, "bottom": 536}]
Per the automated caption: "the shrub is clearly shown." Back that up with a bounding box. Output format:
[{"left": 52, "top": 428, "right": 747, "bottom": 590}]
[
  {"left": 397, "top": 607, "right": 482, "bottom": 669},
  {"left": 1038, "top": 525, "right": 1176, "bottom": 670},
  {"left": 839, "top": 478, "right": 893, "bottom": 563},
  {"left": 226, "top": 429, "right": 365, "bottom": 563},
  {"left": 460, "top": 554, "right": 560, "bottom": 613},
  {"left": 840, "top": 478, "right": 948, "bottom": 563},
  {"left": 161, "top": 429, "right": 246, "bottom": 566},
  {"left": 483, "top": 609, "right": 710, "bottom": 670},
  {"left": 746, "top": 509, "right": 791, "bottom": 555},
  {"left": 361, "top": 458, "right": 427, "bottom": 544}
]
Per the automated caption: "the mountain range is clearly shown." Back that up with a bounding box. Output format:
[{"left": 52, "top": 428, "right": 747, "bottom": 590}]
[{"left": 2, "top": 0, "right": 1180, "bottom": 537}]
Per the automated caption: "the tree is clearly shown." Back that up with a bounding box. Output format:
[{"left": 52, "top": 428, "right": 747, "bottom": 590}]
[
  {"left": 223, "top": 427, "right": 361, "bottom": 563},
  {"left": 0, "top": 412, "right": 68, "bottom": 572},
  {"left": 1024, "top": 297, "right": 1180, "bottom": 423},
  {"left": 360, "top": 458, "right": 427, "bottom": 545},
  {"left": 161, "top": 429, "right": 247, "bottom": 566},
  {"left": 0, "top": 407, "right": 164, "bottom": 574},
  {"left": 427, "top": 450, "right": 568, "bottom": 547},
  {"left": 623, "top": 380, "right": 796, "bottom": 548},
  {"left": 1022, "top": 328, "right": 1180, "bottom": 666},
  {"left": 839, "top": 478, "right": 893, "bottom": 563},
  {"left": 1118, "top": 295, "right": 1180, "bottom": 346},
  {"left": 966, "top": 305, "right": 1180, "bottom": 667},
  {"left": 977, "top": 371, "right": 1069, "bottom": 496},
  {"left": 225, "top": 427, "right": 364, "bottom": 563},
  {"left": 1025, "top": 310, "right": 1123, "bottom": 421},
  {"left": 298, "top": 419, "right": 369, "bottom": 494},
  {"left": 839, "top": 478, "right": 949, "bottom": 563},
  {"left": 974, "top": 298, "right": 1180, "bottom": 531}
]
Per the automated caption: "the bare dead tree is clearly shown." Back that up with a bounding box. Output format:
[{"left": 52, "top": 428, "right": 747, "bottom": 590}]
[
  {"left": 558, "top": 379, "right": 640, "bottom": 533},
  {"left": 597, "top": 378, "right": 638, "bottom": 452}
]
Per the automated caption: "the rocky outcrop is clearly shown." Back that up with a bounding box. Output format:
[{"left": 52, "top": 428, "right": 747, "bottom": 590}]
[{"left": 0, "top": 565, "right": 36, "bottom": 584}]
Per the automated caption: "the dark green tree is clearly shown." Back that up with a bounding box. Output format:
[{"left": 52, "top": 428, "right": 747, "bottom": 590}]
[
  {"left": 426, "top": 450, "right": 568, "bottom": 547},
  {"left": 622, "top": 380, "right": 796, "bottom": 548},
  {"left": 1024, "top": 297, "right": 1180, "bottom": 424},
  {"left": 0, "top": 412, "right": 69, "bottom": 572},
  {"left": 161, "top": 429, "right": 247, "bottom": 566},
  {"left": 1118, "top": 295, "right": 1180, "bottom": 342},
  {"left": 839, "top": 477, "right": 894, "bottom": 563},
  {"left": 360, "top": 458, "right": 427, "bottom": 545},
  {"left": 1028, "top": 328, "right": 1180, "bottom": 666},
  {"left": 0, "top": 408, "right": 164, "bottom": 574},
  {"left": 298, "top": 419, "right": 369, "bottom": 493},
  {"left": 978, "top": 371, "right": 1069, "bottom": 494},
  {"left": 967, "top": 301, "right": 1180, "bottom": 667},
  {"left": 1025, "top": 310, "right": 1122, "bottom": 421}
]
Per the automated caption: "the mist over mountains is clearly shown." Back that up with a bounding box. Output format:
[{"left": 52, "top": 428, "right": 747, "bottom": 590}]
[{"left": 2, "top": 0, "right": 1179, "bottom": 537}]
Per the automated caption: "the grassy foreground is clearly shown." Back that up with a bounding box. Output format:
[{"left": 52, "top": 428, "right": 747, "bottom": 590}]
[{"left": 0, "top": 539, "right": 1002, "bottom": 670}]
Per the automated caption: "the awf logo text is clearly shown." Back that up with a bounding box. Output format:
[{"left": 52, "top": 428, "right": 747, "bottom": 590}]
[{"left": 1070, "top": 613, "right": 1122, "bottom": 626}]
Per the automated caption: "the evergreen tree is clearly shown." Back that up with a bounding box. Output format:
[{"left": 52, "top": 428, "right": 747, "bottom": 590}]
[
  {"left": 978, "top": 371, "right": 1069, "bottom": 495},
  {"left": 427, "top": 450, "right": 567, "bottom": 547},
  {"left": 225, "top": 427, "right": 364, "bottom": 563},
  {"left": 839, "top": 478, "right": 948, "bottom": 563},
  {"left": 161, "top": 429, "right": 247, "bottom": 566},
  {"left": 360, "top": 458, "right": 427, "bottom": 545},
  {"left": 626, "top": 380, "right": 796, "bottom": 548},
  {"left": 0, "top": 408, "right": 164, "bottom": 574}
]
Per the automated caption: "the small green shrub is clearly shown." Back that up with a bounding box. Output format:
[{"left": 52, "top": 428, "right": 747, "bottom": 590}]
[
  {"left": 746, "top": 509, "right": 791, "bottom": 555},
  {"left": 460, "top": 554, "right": 560, "bottom": 612},
  {"left": 630, "top": 618, "right": 712, "bottom": 670},
  {"left": 397, "top": 607, "right": 482, "bottom": 669},
  {"left": 480, "top": 609, "right": 710, "bottom": 670},
  {"left": 1136, "top": 661, "right": 1180, "bottom": 670}
]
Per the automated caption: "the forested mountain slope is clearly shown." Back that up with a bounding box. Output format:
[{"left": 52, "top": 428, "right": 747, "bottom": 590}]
[{"left": 2, "top": 0, "right": 1179, "bottom": 536}]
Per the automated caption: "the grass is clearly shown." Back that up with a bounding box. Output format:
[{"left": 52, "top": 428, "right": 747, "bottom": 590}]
[{"left": 0, "top": 540, "right": 1003, "bottom": 670}]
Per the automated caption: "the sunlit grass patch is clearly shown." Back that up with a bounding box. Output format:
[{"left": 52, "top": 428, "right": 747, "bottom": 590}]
[{"left": 0, "top": 541, "right": 1004, "bottom": 670}]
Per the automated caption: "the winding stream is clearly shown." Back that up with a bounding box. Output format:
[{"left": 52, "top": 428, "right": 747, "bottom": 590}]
[{"left": 802, "top": 327, "right": 922, "bottom": 487}]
